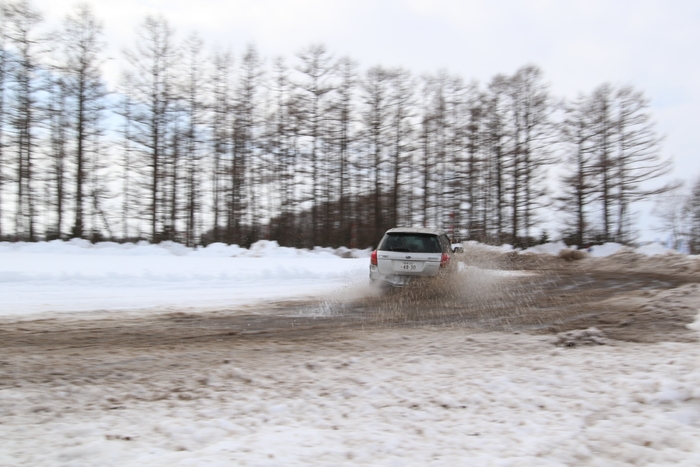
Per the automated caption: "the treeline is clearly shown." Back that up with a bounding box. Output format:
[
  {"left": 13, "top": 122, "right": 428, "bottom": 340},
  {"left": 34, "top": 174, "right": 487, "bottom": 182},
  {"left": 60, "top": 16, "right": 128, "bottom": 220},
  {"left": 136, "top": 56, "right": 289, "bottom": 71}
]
[{"left": 0, "top": 1, "right": 672, "bottom": 248}]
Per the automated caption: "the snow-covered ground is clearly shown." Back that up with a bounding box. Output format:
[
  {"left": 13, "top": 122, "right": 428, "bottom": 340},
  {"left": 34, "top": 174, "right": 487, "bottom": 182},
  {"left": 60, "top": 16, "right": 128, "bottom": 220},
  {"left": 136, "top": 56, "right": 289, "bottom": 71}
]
[
  {"left": 3, "top": 325, "right": 700, "bottom": 466},
  {"left": 0, "top": 239, "right": 371, "bottom": 318},
  {"left": 2, "top": 239, "right": 700, "bottom": 466}
]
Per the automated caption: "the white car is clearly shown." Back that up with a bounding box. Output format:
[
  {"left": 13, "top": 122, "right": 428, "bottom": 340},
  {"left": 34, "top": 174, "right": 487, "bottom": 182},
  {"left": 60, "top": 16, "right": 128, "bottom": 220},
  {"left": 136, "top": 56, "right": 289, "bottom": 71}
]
[{"left": 369, "top": 227, "right": 458, "bottom": 287}]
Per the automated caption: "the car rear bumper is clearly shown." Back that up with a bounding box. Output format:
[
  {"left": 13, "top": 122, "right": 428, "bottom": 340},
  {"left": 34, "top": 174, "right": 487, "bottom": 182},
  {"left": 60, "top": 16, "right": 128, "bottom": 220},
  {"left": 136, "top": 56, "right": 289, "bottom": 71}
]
[{"left": 369, "top": 265, "right": 439, "bottom": 287}]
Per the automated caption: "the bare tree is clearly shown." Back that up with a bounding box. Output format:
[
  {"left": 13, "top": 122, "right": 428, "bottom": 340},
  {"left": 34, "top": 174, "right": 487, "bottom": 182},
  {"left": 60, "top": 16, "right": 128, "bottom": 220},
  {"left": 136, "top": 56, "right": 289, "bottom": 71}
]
[
  {"left": 688, "top": 177, "right": 700, "bottom": 254},
  {"left": 588, "top": 83, "right": 618, "bottom": 242},
  {"left": 557, "top": 93, "right": 598, "bottom": 246},
  {"left": 483, "top": 74, "right": 510, "bottom": 241},
  {"left": 5, "top": 0, "right": 44, "bottom": 240},
  {"left": 360, "top": 65, "right": 392, "bottom": 240},
  {"left": 180, "top": 32, "right": 206, "bottom": 246},
  {"left": 651, "top": 181, "right": 689, "bottom": 249},
  {"left": 462, "top": 81, "right": 485, "bottom": 239},
  {"left": 266, "top": 56, "right": 300, "bottom": 242},
  {"left": 387, "top": 67, "right": 414, "bottom": 229},
  {"left": 415, "top": 71, "right": 465, "bottom": 234},
  {"left": 294, "top": 43, "right": 334, "bottom": 246},
  {"left": 613, "top": 85, "right": 672, "bottom": 242},
  {"left": 426, "top": 71, "right": 449, "bottom": 229},
  {"left": 506, "top": 65, "right": 553, "bottom": 244},
  {"left": 115, "top": 72, "right": 137, "bottom": 239},
  {"left": 415, "top": 76, "right": 434, "bottom": 228},
  {"left": 227, "top": 44, "right": 262, "bottom": 245},
  {"left": 207, "top": 47, "right": 232, "bottom": 242},
  {"left": 444, "top": 76, "right": 466, "bottom": 238},
  {"left": 85, "top": 113, "right": 111, "bottom": 240},
  {"left": 332, "top": 57, "right": 357, "bottom": 244},
  {"left": 57, "top": 3, "right": 106, "bottom": 239},
  {"left": 0, "top": 3, "right": 9, "bottom": 237},
  {"left": 45, "top": 74, "right": 69, "bottom": 238},
  {"left": 124, "top": 14, "right": 179, "bottom": 241},
  {"left": 583, "top": 83, "right": 673, "bottom": 243}
]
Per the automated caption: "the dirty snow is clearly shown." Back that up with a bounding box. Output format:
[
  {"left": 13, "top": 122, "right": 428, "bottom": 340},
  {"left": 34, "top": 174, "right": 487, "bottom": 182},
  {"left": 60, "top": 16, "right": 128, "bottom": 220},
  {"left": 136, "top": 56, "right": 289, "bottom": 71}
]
[{"left": 3, "top": 325, "right": 700, "bottom": 466}]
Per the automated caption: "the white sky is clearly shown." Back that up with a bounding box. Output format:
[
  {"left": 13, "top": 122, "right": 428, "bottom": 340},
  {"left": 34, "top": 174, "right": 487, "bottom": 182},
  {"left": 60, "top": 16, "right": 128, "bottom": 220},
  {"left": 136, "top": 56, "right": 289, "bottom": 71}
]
[{"left": 33, "top": 0, "right": 700, "bottom": 240}]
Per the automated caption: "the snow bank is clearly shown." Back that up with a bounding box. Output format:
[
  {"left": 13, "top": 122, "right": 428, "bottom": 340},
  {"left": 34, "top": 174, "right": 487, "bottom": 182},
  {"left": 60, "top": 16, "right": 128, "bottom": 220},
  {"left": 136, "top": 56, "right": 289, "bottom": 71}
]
[
  {"left": 0, "top": 240, "right": 371, "bottom": 317},
  {"left": 522, "top": 240, "right": 569, "bottom": 255},
  {"left": 463, "top": 239, "right": 685, "bottom": 259},
  {"left": 636, "top": 242, "right": 681, "bottom": 257},
  {"left": 588, "top": 242, "right": 625, "bottom": 257},
  {"left": 460, "top": 240, "right": 514, "bottom": 254},
  {"left": 526, "top": 241, "right": 687, "bottom": 258},
  {"left": 0, "top": 239, "right": 372, "bottom": 259}
]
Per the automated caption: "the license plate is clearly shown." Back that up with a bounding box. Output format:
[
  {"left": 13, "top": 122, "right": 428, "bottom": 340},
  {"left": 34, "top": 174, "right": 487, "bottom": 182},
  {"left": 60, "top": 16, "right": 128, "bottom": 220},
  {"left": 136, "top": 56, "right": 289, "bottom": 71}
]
[{"left": 400, "top": 262, "right": 417, "bottom": 271}]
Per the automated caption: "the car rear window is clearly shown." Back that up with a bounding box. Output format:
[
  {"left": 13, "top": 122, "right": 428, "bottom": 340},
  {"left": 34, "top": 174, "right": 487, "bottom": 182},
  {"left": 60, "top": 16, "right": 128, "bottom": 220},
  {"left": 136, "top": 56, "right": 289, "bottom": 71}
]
[{"left": 379, "top": 233, "right": 442, "bottom": 253}]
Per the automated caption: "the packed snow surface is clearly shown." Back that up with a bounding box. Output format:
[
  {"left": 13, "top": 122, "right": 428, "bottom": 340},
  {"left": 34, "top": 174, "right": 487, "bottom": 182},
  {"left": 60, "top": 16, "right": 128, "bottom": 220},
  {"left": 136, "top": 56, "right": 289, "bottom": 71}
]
[{"left": 3, "top": 328, "right": 700, "bottom": 466}]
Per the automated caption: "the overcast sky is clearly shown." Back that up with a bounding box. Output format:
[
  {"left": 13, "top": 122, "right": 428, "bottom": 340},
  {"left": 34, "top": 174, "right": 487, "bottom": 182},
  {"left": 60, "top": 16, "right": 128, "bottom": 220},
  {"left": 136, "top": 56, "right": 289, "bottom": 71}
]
[{"left": 33, "top": 0, "right": 700, "bottom": 239}]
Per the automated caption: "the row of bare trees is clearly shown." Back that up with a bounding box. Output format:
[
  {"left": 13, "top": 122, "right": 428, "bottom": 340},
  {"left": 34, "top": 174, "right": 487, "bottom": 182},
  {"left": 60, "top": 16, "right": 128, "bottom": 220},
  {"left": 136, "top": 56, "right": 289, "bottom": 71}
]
[
  {"left": 0, "top": 0, "right": 107, "bottom": 242},
  {"left": 558, "top": 84, "right": 672, "bottom": 246},
  {"left": 0, "top": 1, "right": 673, "bottom": 248}
]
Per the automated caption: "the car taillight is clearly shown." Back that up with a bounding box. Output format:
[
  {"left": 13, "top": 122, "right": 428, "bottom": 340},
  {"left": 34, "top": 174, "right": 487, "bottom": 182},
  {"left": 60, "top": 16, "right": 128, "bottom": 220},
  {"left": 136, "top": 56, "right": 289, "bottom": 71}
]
[
  {"left": 371, "top": 250, "right": 378, "bottom": 266},
  {"left": 440, "top": 253, "right": 450, "bottom": 268}
]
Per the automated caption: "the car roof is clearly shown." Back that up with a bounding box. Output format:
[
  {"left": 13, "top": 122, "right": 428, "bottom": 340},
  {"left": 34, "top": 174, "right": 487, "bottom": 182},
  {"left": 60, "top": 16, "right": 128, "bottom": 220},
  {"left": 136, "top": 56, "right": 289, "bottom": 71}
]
[{"left": 384, "top": 227, "right": 447, "bottom": 236}]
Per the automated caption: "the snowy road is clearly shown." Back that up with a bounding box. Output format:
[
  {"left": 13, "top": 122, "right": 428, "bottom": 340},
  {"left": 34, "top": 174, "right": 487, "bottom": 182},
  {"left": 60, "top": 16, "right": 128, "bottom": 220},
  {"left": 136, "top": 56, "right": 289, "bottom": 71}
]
[
  {"left": 3, "top": 321, "right": 700, "bottom": 466},
  {"left": 2, "top": 240, "right": 700, "bottom": 465}
]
